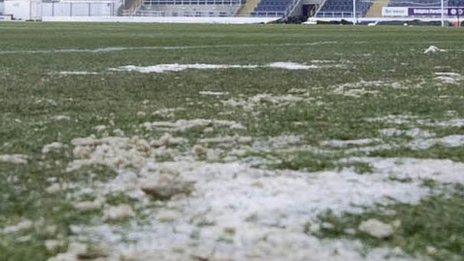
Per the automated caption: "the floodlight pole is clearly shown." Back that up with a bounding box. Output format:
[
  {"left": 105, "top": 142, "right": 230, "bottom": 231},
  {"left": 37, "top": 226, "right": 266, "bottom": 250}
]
[
  {"left": 353, "top": 0, "right": 356, "bottom": 24},
  {"left": 441, "top": 0, "right": 445, "bottom": 27}
]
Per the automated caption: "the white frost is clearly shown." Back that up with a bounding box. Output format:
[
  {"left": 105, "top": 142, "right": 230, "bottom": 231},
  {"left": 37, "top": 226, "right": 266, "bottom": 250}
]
[
  {"left": 55, "top": 71, "right": 100, "bottom": 75},
  {"left": 321, "top": 139, "right": 380, "bottom": 148},
  {"left": 434, "top": 72, "right": 462, "bottom": 84},
  {"left": 2, "top": 219, "right": 33, "bottom": 234},
  {"left": 63, "top": 156, "right": 464, "bottom": 259},
  {"left": 142, "top": 119, "right": 245, "bottom": 132},
  {"left": 110, "top": 63, "right": 258, "bottom": 73},
  {"left": 0, "top": 154, "right": 28, "bottom": 164},
  {"left": 110, "top": 62, "right": 322, "bottom": 74},
  {"left": 199, "top": 91, "right": 229, "bottom": 96},
  {"left": 42, "top": 142, "right": 65, "bottom": 154},
  {"left": 424, "top": 45, "right": 446, "bottom": 54},
  {"left": 267, "top": 62, "right": 318, "bottom": 70},
  {"left": 409, "top": 135, "right": 464, "bottom": 150},
  {"left": 358, "top": 219, "right": 394, "bottom": 239}
]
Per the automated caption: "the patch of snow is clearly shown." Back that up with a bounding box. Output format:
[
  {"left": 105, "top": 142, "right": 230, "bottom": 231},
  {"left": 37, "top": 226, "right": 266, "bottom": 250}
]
[
  {"left": 332, "top": 80, "right": 391, "bottom": 97},
  {"left": 151, "top": 133, "right": 187, "bottom": 147},
  {"left": 54, "top": 71, "right": 100, "bottom": 75},
  {"left": 347, "top": 157, "right": 464, "bottom": 184},
  {"left": 44, "top": 240, "right": 64, "bottom": 252},
  {"left": 409, "top": 135, "right": 464, "bottom": 150},
  {"left": 48, "top": 242, "right": 88, "bottom": 261},
  {"left": 73, "top": 200, "right": 102, "bottom": 212},
  {"left": 379, "top": 128, "right": 434, "bottom": 138},
  {"left": 254, "top": 135, "right": 303, "bottom": 150},
  {"left": 334, "top": 80, "right": 388, "bottom": 90},
  {"left": 199, "top": 91, "right": 229, "bottom": 96},
  {"left": 287, "top": 88, "right": 307, "bottom": 94},
  {"left": 0, "top": 154, "right": 28, "bottom": 164},
  {"left": 67, "top": 133, "right": 188, "bottom": 172},
  {"left": 51, "top": 115, "right": 71, "bottom": 121},
  {"left": 139, "top": 170, "right": 193, "bottom": 200},
  {"left": 311, "top": 60, "right": 335, "bottom": 64},
  {"left": 426, "top": 246, "right": 438, "bottom": 255},
  {"left": 434, "top": 72, "right": 462, "bottom": 84},
  {"left": 2, "top": 219, "right": 33, "bottom": 233},
  {"left": 365, "top": 115, "right": 417, "bottom": 125},
  {"left": 267, "top": 62, "right": 318, "bottom": 70},
  {"left": 222, "top": 94, "right": 311, "bottom": 110},
  {"left": 152, "top": 107, "right": 184, "bottom": 118},
  {"left": 334, "top": 88, "right": 379, "bottom": 97},
  {"left": 68, "top": 136, "right": 155, "bottom": 172},
  {"left": 321, "top": 139, "right": 381, "bottom": 148},
  {"left": 63, "top": 154, "right": 464, "bottom": 259},
  {"left": 61, "top": 115, "right": 464, "bottom": 259},
  {"left": 45, "top": 183, "right": 66, "bottom": 194},
  {"left": 424, "top": 45, "right": 446, "bottom": 54},
  {"left": 344, "top": 144, "right": 397, "bottom": 154},
  {"left": 110, "top": 64, "right": 258, "bottom": 74},
  {"left": 419, "top": 118, "right": 464, "bottom": 128},
  {"left": 334, "top": 79, "right": 424, "bottom": 94},
  {"left": 103, "top": 204, "right": 135, "bottom": 222},
  {"left": 197, "top": 136, "right": 252, "bottom": 146},
  {"left": 42, "top": 142, "right": 65, "bottom": 154},
  {"left": 112, "top": 129, "right": 125, "bottom": 137},
  {"left": 358, "top": 219, "right": 393, "bottom": 239},
  {"left": 250, "top": 93, "right": 306, "bottom": 105},
  {"left": 94, "top": 125, "right": 107, "bottom": 133},
  {"left": 142, "top": 119, "right": 245, "bottom": 132},
  {"left": 192, "top": 144, "right": 208, "bottom": 158},
  {"left": 111, "top": 62, "right": 323, "bottom": 74}
]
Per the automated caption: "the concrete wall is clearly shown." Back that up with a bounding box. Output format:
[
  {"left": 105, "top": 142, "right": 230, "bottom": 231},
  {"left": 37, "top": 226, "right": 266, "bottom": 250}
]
[
  {"left": 4, "top": 0, "right": 41, "bottom": 20},
  {"left": 42, "top": 15, "right": 279, "bottom": 22},
  {"left": 4, "top": 0, "right": 122, "bottom": 19},
  {"left": 41, "top": 2, "right": 121, "bottom": 17}
]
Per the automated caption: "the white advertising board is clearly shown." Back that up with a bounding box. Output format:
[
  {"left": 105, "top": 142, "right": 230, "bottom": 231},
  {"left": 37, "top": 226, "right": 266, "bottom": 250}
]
[{"left": 382, "top": 7, "right": 408, "bottom": 17}]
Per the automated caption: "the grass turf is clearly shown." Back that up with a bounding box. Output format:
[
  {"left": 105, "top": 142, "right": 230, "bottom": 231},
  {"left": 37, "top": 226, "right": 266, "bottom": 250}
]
[{"left": 0, "top": 22, "right": 463, "bottom": 260}]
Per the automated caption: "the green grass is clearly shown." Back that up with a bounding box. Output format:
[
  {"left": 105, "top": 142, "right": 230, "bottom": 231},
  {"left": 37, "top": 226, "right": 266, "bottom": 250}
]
[
  {"left": 311, "top": 193, "right": 464, "bottom": 260},
  {"left": 0, "top": 22, "right": 463, "bottom": 260}
]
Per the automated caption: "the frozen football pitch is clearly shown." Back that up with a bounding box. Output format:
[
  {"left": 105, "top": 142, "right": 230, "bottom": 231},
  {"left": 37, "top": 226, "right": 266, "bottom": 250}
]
[{"left": 0, "top": 23, "right": 463, "bottom": 260}]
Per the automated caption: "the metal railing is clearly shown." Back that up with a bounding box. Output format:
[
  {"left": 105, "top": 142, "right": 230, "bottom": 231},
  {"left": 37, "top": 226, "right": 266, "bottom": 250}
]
[
  {"left": 251, "top": 10, "right": 285, "bottom": 16},
  {"left": 315, "top": 11, "right": 353, "bottom": 17},
  {"left": 143, "top": 0, "right": 243, "bottom": 4},
  {"left": 122, "top": 9, "right": 237, "bottom": 15},
  {"left": 122, "top": 0, "right": 295, "bottom": 17}
]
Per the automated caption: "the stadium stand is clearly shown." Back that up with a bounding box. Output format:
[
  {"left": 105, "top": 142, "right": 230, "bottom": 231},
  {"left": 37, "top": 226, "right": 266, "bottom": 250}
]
[
  {"left": 236, "top": 0, "right": 260, "bottom": 16},
  {"left": 449, "top": 0, "right": 464, "bottom": 5},
  {"left": 387, "top": 0, "right": 438, "bottom": 6},
  {"left": 129, "top": 0, "right": 243, "bottom": 16},
  {"left": 251, "top": 0, "right": 295, "bottom": 16},
  {"left": 133, "top": 0, "right": 297, "bottom": 17},
  {"left": 364, "top": 0, "right": 389, "bottom": 17},
  {"left": 386, "top": 0, "right": 464, "bottom": 6},
  {"left": 315, "top": 0, "right": 372, "bottom": 18}
]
